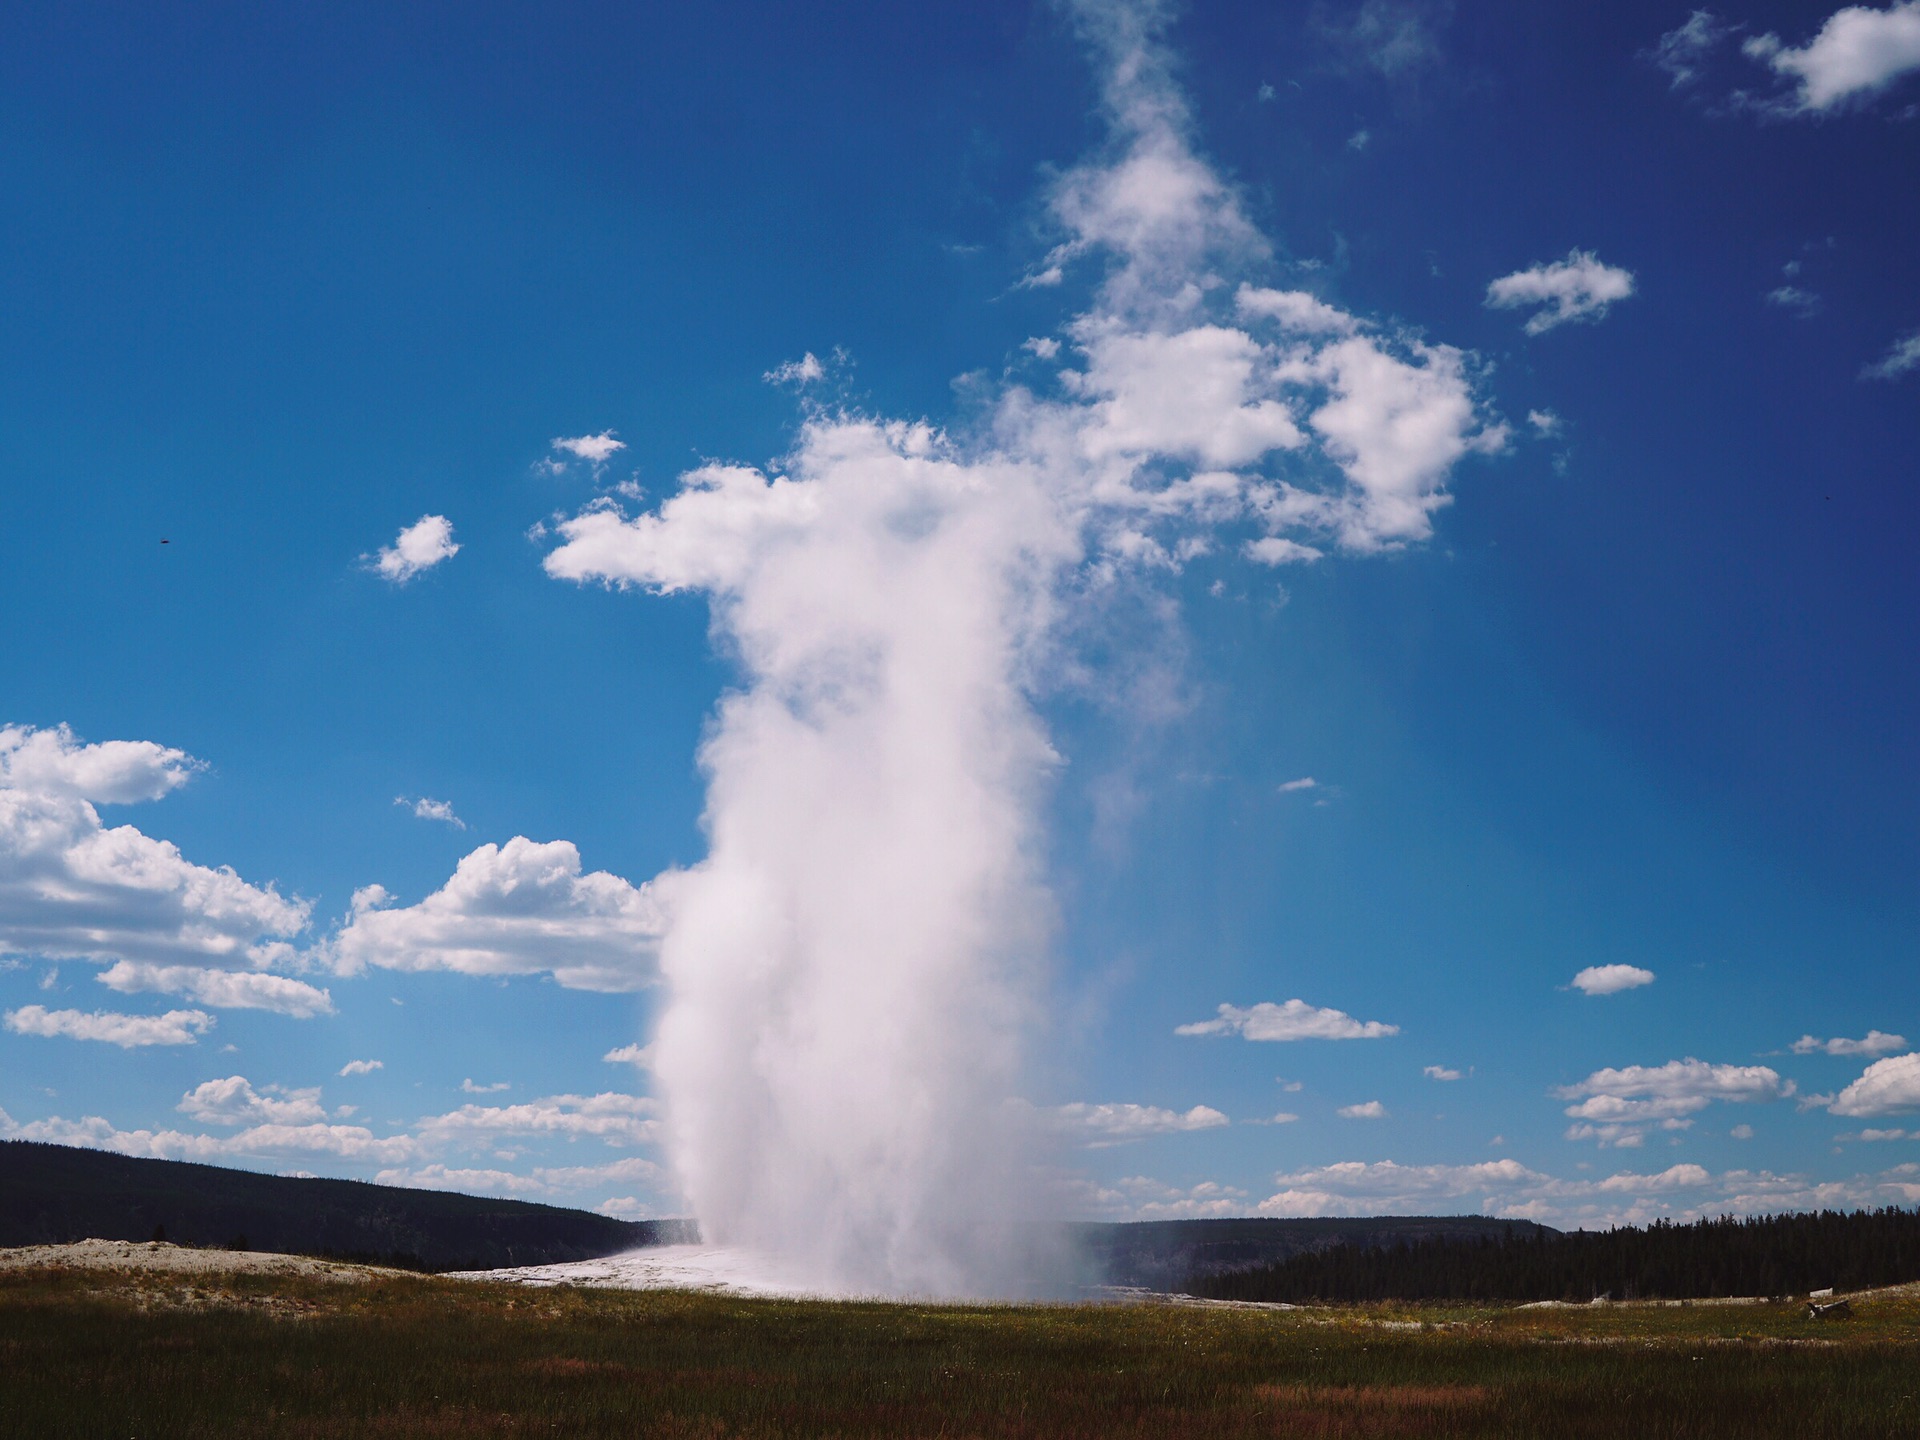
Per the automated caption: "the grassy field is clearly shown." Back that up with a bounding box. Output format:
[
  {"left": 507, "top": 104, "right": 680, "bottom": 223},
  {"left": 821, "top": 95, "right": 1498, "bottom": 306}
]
[{"left": 4, "top": 1264, "right": 1918, "bottom": 1437}]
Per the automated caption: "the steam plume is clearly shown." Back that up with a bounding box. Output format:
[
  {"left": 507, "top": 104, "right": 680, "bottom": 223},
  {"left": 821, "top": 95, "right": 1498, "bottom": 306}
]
[{"left": 545, "top": 0, "right": 1502, "bottom": 1295}]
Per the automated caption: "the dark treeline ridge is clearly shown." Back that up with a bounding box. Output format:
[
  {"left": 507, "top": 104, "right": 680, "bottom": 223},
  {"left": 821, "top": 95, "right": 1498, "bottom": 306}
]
[
  {"left": 1, "top": 1141, "right": 696, "bottom": 1271},
  {"left": 1074, "top": 1216, "right": 1554, "bottom": 1292},
  {"left": 1192, "top": 1207, "right": 1920, "bottom": 1302}
]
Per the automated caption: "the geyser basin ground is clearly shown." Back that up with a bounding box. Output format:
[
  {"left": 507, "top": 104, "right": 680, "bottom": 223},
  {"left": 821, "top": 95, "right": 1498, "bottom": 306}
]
[
  {"left": 454, "top": 1243, "right": 846, "bottom": 1299},
  {"left": 7, "top": 1249, "right": 1919, "bottom": 1438}
]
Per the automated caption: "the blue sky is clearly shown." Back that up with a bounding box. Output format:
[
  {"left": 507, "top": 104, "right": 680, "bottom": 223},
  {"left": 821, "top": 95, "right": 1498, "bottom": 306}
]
[{"left": 2, "top": 0, "right": 1916, "bottom": 1249}]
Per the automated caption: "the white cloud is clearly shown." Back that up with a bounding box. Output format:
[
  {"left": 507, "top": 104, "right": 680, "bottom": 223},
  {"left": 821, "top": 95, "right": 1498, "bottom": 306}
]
[
  {"left": 1861, "top": 330, "right": 1920, "bottom": 381},
  {"left": 370, "top": 514, "right": 460, "bottom": 583},
  {"left": 1570, "top": 963, "right": 1655, "bottom": 995},
  {"left": 415, "top": 1092, "right": 660, "bottom": 1147},
  {"left": 97, "top": 961, "right": 333, "bottom": 1018},
  {"left": 1259, "top": 1158, "right": 1552, "bottom": 1217},
  {"left": 1234, "top": 285, "right": 1359, "bottom": 336},
  {"left": 397, "top": 796, "right": 466, "bottom": 829},
  {"left": 1731, "top": 1124, "right": 1754, "bottom": 1139},
  {"left": 1023, "top": 336, "right": 1061, "bottom": 360},
  {"left": 1177, "top": 999, "right": 1399, "bottom": 1041},
  {"left": 338, "top": 1059, "right": 383, "bottom": 1076},
  {"left": 177, "top": 1076, "right": 327, "bottom": 1126},
  {"left": 1765, "top": 285, "right": 1822, "bottom": 317},
  {"left": 1424, "top": 1065, "right": 1462, "bottom": 1081},
  {"left": 0, "top": 726, "right": 309, "bottom": 979},
  {"left": 551, "top": 431, "right": 627, "bottom": 465},
  {"left": 764, "top": 353, "right": 825, "bottom": 385},
  {"left": 1842, "top": 1127, "right": 1911, "bottom": 1141},
  {"left": 1829, "top": 1052, "right": 1920, "bottom": 1117},
  {"left": 1338, "top": 1100, "right": 1388, "bottom": 1119},
  {"left": 326, "top": 837, "right": 666, "bottom": 992},
  {"left": 1593, "top": 1163, "right": 1712, "bottom": 1193},
  {"left": 5, "top": 1004, "right": 213, "bottom": 1047},
  {"left": 603, "top": 1042, "right": 654, "bottom": 1070},
  {"left": 1045, "top": 1101, "right": 1230, "bottom": 1146},
  {"left": 1065, "top": 321, "right": 1307, "bottom": 468},
  {"left": 1558, "top": 1058, "right": 1790, "bottom": 1144},
  {"left": 372, "top": 1163, "right": 546, "bottom": 1196},
  {"left": 1276, "top": 776, "right": 1319, "bottom": 793},
  {"left": 1744, "top": 2, "right": 1920, "bottom": 112},
  {"left": 1793, "top": 1030, "right": 1907, "bottom": 1056},
  {"left": 461, "top": 1078, "right": 509, "bottom": 1094},
  {"left": 0, "top": 723, "right": 198, "bottom": 804},
  {"left": 1527, "top": 409, "right": 1562, "bottom": 436},
  {"left": 0, "top": 1110, "right": 415, "bottom": 1165},
  {"left": 1486, "top": 251, "right": 1635, "bottom": 335},
  {"left": 1245, "top": 537, "right": 1323, "bottom": 566}
]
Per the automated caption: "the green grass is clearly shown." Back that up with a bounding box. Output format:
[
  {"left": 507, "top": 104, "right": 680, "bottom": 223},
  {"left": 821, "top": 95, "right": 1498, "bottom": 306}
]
[{"left": 3, "top": 1266, "right": 1918, "bottom": 1437}]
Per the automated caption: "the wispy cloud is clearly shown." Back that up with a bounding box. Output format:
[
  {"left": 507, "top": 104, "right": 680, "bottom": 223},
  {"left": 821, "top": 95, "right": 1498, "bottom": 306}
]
[{"left": 1486, "top": 251, "right": 1635, "bottom": 335}]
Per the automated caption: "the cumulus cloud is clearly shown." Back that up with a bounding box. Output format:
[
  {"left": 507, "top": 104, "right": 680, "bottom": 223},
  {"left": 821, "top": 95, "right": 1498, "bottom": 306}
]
[
  {"left": 1046, "top": 1101, "right": 1230, "bottom": 1146},
  {"left": 1743, "top": 2, "right": 1920, "bottom": 112},
  {"left": 1424, "top": 1065, "right": 1462, "bottom": 1081},
  {"left": 370, "top": 515, "right": 460, "bottom": 583},
  {"left": 1177, "top": 999, "right": 1399, "bottom": 1041},
  {"left": 0, "top": 723, "right": 199, "bottom": 804},
  {"left": 4, "top": 1004, "right": 213, "bottom": 1047},
  {"left": 338, "top": 1059, "right": 383, "bottom": 1076},
  {"left": 97, "top": 961, "right": 333, "bottom": 1018},
  {"left": 414, "top": 1091, "right": 660, "bottom": 1146},
  {"left": 1861, "top": 330, "right": 1920, "bottom": 381},
  {"left": 1337, "top": 1100, "right": 1388, "bottom": 1119},
  {"left": 1829, "top": 1052, "right": 1920, "bottom": 1117},
  {"left": 326, "top": 837, "right": 666, "bottom": 992},
  {"left": 1234, "top": 285, "right": 1359, "bottom": 336},
  {"left": 177, "top": 1076, "right": 327, "bottom": 1126},
  {"left": 1793, "top": 1031, "right": 1907, "bottom": 1057},
  {"left": 551, "top": 431, "right": 627, "bottom": 465},
  {"left": 461, "top": 1078, "right": 509, "bottom": 1094},
  {"left": 1486, "top": 251, "right": 1635, "bottom": 335},
  {"left": 1558, "top": 1058, "right": 1790, "bottom": 1145},
  {"left": 1570, "top": 964, "right": 1655, "bottom": 996},
  {"left": 1276, "top": 776, "right": 1319, "bottom": 793},
  {"left": 396, "top": 796, "right": 466, "bottom": 829},
  {"left": 0, "top": 725, "right": 310, "bottom": 988},
  {"left": 2, "top": 1109, "right": 415, "bottom": 1165},
  {"left": 603, "top": 1042, "right": 654, "bottom": 1070}
]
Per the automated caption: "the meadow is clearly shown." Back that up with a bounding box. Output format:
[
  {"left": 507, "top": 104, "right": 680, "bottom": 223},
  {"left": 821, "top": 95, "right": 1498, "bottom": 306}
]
[{"left": 3, "top": 1262, "right": 1917, "bottom": 1438}]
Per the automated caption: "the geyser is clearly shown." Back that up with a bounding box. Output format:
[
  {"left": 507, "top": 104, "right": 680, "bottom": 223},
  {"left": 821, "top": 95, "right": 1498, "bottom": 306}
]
[{"left": 545, "top": 0, "right": 1502, "bottom": 1296}]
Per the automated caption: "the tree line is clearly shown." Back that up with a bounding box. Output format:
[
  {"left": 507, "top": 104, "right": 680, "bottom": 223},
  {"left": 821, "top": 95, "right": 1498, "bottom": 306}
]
[{"left": 1191, "top": 1207, "right": 1920, "bottom": 1303}]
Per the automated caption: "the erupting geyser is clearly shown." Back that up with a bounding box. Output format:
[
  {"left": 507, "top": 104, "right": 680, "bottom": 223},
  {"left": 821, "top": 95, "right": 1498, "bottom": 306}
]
[{"left": 544, "top": 0, "right": 1503, "bottom": 1296}]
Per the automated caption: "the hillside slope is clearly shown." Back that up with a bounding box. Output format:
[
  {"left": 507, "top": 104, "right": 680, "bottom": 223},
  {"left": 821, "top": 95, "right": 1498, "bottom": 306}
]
[{"left": 0, "top": 1141, "right": 694, "bottom": 1271}]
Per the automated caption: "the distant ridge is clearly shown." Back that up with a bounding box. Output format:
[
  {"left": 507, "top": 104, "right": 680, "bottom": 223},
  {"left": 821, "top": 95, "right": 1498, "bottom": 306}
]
[
  {"left": 1073, "top": 1215, "right": 1557, "bottom": 1291},
  {"left": 0, "top": 1141, "right": 695, "bottom": 1272}
]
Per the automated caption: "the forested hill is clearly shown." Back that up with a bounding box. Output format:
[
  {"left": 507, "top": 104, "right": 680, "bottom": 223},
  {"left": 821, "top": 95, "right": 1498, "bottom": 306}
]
[
  {"left": 1075, "top": 1216, "right": 1555, "bottom": 1292},
  {"left": 0, "top": 1141, "right": 695, "bottom": 1271},
  {"left": 1193, "top": 1208, "right": 1920, "bottom": 1303}
]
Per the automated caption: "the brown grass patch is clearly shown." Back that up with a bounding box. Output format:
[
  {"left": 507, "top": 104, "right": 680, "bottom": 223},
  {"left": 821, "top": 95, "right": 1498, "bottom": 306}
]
[{"left": 519, "top": 1356, "right": 639, "bottom": 1379}]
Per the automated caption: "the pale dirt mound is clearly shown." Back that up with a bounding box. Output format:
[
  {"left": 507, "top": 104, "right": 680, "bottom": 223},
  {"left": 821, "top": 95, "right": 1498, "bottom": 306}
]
[{"left": 0, "top": 1238, "right": 405, "bottom": 1282}]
